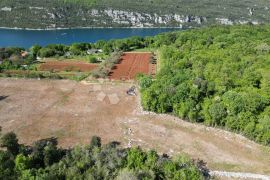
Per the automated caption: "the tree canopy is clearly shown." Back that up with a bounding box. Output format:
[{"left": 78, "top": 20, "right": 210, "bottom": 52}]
[
  {"left": 139, "top": 25, "right": 270, "bottom": 146},
  {"left": 0, "top": 129, "right": 208, "bottom": 179}
]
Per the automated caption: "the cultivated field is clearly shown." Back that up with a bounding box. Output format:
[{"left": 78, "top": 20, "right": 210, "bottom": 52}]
[
  {"left": 109, "top": 52, "right": 153, "bottom": 80},
  {"left": 0, "top": 78, "right": 269, "bottom": 176},
  {"left": 39, "top": 61, "right": 98, "bottom": 72}
]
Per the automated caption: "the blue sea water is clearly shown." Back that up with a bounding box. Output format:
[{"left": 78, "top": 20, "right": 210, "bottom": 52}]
[{"left": 0, "top": 28, "right": 178, "bottom": 48}]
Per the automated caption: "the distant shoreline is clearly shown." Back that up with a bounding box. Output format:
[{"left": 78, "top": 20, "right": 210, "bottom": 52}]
[
  {"left": 0, "top": 26, "right": 183, "bottom": 31},
  {"left": 0, "top": 26, "right": 183, "bottom": 48}
]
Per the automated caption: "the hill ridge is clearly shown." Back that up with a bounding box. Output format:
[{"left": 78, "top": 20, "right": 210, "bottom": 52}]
[{"left": 0, "top": 0, "right": 269, "bottom": 29}]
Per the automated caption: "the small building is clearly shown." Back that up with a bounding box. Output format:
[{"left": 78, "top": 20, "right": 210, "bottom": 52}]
[{"left": 87, "top": 49, "right": 102, "bottom": 55}]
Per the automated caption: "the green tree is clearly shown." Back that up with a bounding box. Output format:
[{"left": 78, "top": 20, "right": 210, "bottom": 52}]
[
  {"left": 15, "top": 154, "right": 31, "bottom": 173},
  {"left": 90, "top": 136, "right": 101, "bottom": 148},
  {"left": 0, "top": 132, "right": 20, "bottom": 156},
  {"left": 127, "top": 148, "right": 146, "bottom": 170},
  {"left": 38, "top": 48, "right": 55, "bottom": 58},
  {"left": 88, "top": 56, "right": 98, "bottom": 63},
  {"left": 208, "top": 102, "right": 227, "bottom": 126},
  {"left": 30, "top": 45, "right": 42, "bottom": 58},
  {"left": 0, "top": 150, "right": 16, "bottom": 179},
  {"left": 102, "top": 44, "right": 113, "bottom": 55},
  {"left": 145, "top": 150, "right": 158, "bottom": 169},
  {"left": 138, "top": 75, "right": 152, "bottom": 89},
  {"left": 44, "top": 143, "right": 60, "bottom": 166},
  {"left": 69, "top": 43, "right": 83, "bottom": 55},
  {"left": 222, "top": 91, "right": 245, "bottom": 115}
]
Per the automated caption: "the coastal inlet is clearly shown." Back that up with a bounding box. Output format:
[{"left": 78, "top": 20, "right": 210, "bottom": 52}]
[{"left": 0, "top": 28, "right": 178, "bottom": 48}]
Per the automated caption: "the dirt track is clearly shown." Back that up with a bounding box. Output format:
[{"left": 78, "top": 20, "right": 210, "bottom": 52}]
[{"left": 0, "top": 78, "right": 269, "bottom": 177}]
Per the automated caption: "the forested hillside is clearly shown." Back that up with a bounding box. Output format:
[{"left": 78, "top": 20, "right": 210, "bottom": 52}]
[
  {"left": 0, "top": 129, "right": 208, "bottom": 179},
  {"left": 0, "top": 0, "right": 269, "bottom": 28},
  {"left": 140, "top": 25, "right": 270, "bottom": 146}
]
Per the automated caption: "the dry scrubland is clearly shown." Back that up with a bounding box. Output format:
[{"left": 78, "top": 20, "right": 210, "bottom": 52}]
[{"left": 0, "top": 78, "right": 269, "bottom": 176}]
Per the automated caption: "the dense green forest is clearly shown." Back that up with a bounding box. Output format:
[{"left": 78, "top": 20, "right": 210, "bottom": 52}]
[
  {"left": 0, "top": 128, "right": 209, "bottom": 179},
  {"left": 0, "top": 0, "right": 269, "bottom": 28},
  {"left": 139, "top": 25, "right": 270, "bottom": 146}
]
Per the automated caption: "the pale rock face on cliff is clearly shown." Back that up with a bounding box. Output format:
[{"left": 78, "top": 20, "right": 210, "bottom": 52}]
[
  {"left": 215, "top": 18, "right": 234, "bottom": 25},
  {"left": 95, "top": 8, "right": 207, "bottom": 27},
  {"left": 1, "top": 4, "right": 265, "bottom": 29},
  {"left": 1, "top": 7, "right": 12, "bottom": 11}
]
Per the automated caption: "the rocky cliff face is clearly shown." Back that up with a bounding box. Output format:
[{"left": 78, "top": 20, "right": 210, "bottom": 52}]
[
  {"left": 89, "top": 8, "right": 207, "bottom": 27},
  {"left": 0, "top": 4, "right": 267, "bottom": 29}
]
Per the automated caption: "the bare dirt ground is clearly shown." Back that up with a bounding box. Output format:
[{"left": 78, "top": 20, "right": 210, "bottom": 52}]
[
  {"left": 39, "top": 61, "right": 98, "bottom": 72},
  {"left": 0, "top": 78, "right": 269, "bottom": 177},
  {"left": 109, "top": 52, "right": 152, "bottom": 80}
]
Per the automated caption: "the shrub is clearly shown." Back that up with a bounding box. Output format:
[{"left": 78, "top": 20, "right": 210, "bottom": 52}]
[{"left": 88, "top": 56, "right": 98, "bottom": 63}]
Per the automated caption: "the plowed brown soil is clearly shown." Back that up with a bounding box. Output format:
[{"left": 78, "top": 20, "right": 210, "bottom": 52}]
[
  {"left": 39, "top": 61, "right": 98, "bottom": 72},
  {"left": 109, "top": 52, "right": 152, "bottom": 80}
]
